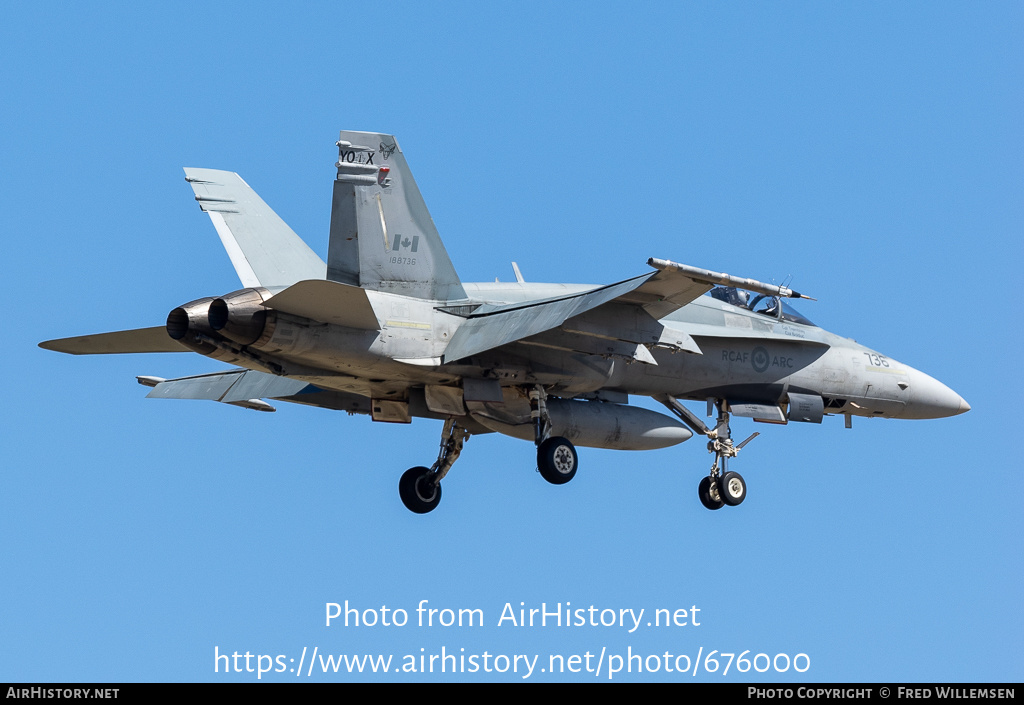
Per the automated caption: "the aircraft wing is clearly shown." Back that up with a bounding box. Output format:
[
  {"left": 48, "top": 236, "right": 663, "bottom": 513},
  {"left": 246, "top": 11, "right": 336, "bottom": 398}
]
[
  {"left": 143, "top": 368, "right": 307, "bottom": 411},
  {"left": 605, "top": 263, "right": 716, "bottom": 319},
  {"left": 39, "top": 327, "right": 188, "bottom": 355},
  {"left": 441, "top": 258, "right": 813, "bottom": 364},
  {"left": 140, "top": 368, "right": 373, "bottom": 414},
  {"left": 441, "top": 274, "right": 655, "bottom": 363}
]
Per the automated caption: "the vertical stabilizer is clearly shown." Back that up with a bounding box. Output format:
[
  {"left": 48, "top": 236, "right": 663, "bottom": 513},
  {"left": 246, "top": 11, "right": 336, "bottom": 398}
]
[
  {"left": 184, "top": 168, "right": 326, "bottom": 289},
  {"left": 327, "top": 131, "right": 466, "bottom": 301}
]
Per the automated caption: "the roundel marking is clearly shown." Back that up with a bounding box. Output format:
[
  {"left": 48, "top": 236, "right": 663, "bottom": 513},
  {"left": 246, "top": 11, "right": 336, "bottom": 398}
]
[{"left": 752, "top": 346, "right": 770, "bottom": 373}]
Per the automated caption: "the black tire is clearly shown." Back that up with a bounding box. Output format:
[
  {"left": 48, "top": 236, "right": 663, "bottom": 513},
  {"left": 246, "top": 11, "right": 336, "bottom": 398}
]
[
  {"left": 698, "top": 476, "right": 724, "bottom": 510},
  {"left": 399, "top": 466, "right": 442, "bottom": 514},
  {"left": 719, "top": 471, "right": 746, "bottom": 506},
  {"left": 537, "top": 436, "right": 578, "bottom": 485}
]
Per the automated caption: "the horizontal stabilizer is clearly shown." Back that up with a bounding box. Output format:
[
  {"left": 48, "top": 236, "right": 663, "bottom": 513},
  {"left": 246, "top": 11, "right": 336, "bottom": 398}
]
[
  {"left": 39, "top": 327, "right": 187, "bottom": 355},
  {"left": 184, "top": 168, "right": 326, "bottom": 289},
  {"left": 262, "top": 279, "right": 380, "bottom": 329}
]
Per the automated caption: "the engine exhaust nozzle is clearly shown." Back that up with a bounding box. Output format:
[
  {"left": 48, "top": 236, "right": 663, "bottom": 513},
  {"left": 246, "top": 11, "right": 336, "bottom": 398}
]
[{"left": 208, "top": 287, "right": 272, "bottom": 346}]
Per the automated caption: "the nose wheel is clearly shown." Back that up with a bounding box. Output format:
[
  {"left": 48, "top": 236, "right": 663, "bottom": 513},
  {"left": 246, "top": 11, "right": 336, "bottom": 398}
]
[
  {"left": 697, "top": 469, "right": 746, "bottom": 510},
  {"left": 719, "top": 470, "right": 747, "bottom": 506},
  {"left": 658, "top": 395, "right": 757, "bottom": 511},
  {"left": 698, "top": 476, "right": 724, "bottom": 510}
]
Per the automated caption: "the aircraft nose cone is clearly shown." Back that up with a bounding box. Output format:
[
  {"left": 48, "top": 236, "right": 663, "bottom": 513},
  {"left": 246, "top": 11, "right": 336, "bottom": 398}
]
[{"left": 904, "top": 367, "right": 970, "bottom": 419}]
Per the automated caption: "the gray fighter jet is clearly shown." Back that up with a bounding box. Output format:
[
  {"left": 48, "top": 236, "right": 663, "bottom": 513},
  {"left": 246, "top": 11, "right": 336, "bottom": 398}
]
[{"left": 40, "top": 130, "right": 970, "bottom": 513}]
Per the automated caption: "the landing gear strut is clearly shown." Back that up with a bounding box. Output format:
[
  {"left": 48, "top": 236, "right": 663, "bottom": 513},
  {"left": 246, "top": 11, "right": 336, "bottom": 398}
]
[
  {"left": 531, "top": 386, "right": 578, "bottom": 485},
  {"left": 659, "top": 396, "right": 757, "bottom": 511},
  {"left": 398, "top": 418, "right": 470, "bottom": 514}
]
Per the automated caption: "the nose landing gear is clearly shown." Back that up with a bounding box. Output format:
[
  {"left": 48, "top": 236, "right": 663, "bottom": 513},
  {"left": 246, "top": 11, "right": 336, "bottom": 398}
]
[
  {"left": 698, "top": 476, "right": 724, "bottom": 510},
  {"left": 719, "top": 470, "right": 747, "bottom": 506},
  {"left": 658, "top": 395, "right": 757, "bottom": 511}
]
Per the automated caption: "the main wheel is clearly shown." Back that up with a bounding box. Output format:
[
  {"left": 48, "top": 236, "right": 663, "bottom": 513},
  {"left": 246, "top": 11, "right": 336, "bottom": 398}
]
[
  {"left": 698, "top": 476, "right": 724, "bottom": 510},
  {"left": 537, "top": 436, "right": 578, "bottom": 485},
  {"left": 399, "top": 466, "right": 442, "bottom": 514},
  {"left": 719, "top": 471, "right": 746, "bottom": 506}
]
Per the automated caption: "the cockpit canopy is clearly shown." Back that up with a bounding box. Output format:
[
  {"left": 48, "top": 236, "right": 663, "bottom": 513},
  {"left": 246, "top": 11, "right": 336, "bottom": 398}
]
[{"left": 709, "top": 286, "right": 816, "bottom": 327}]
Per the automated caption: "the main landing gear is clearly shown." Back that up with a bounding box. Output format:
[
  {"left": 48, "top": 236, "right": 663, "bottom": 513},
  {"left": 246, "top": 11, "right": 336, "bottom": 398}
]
[
  {"left": 398, "top": 418, "right": 470, "bottom": 514},
  {"left": 398, "top": 386, "right": 581, "bottom": 514},
  {"left": 660, "top": 396, "right": 757, "bottom": 511},
  {"left": 531, "top": 386, "right": 578, "bottom": 485}
]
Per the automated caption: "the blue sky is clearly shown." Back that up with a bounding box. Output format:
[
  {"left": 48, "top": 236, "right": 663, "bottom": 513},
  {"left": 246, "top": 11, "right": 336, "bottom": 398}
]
[{"left": 2, "top": 2, "right": 1020, "bottom": 682}]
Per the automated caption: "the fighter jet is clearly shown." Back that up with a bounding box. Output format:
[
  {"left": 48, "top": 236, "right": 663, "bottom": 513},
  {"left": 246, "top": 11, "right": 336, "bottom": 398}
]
[{"left": 39, "top": 130, "right": 970, "bottom": 513}]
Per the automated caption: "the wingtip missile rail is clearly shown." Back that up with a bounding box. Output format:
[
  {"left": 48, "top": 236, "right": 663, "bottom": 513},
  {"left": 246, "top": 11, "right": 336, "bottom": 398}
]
[{"left": 647, "top": 258, "right": 815, "bottom": 301}]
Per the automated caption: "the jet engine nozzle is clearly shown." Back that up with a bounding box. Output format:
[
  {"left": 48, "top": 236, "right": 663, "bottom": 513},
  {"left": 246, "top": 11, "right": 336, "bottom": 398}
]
[
  {"left": 166, "top": 297, "right": 217, "bottom": 341},
  {"left": 209, "top": 287, "right": 273, "bottom": 345},
  {"left": 165, "top": 296, "right": 228, "bottom": 357},
  {"left": 165, "top": 295, "right": 251, "bottom": 365}
]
